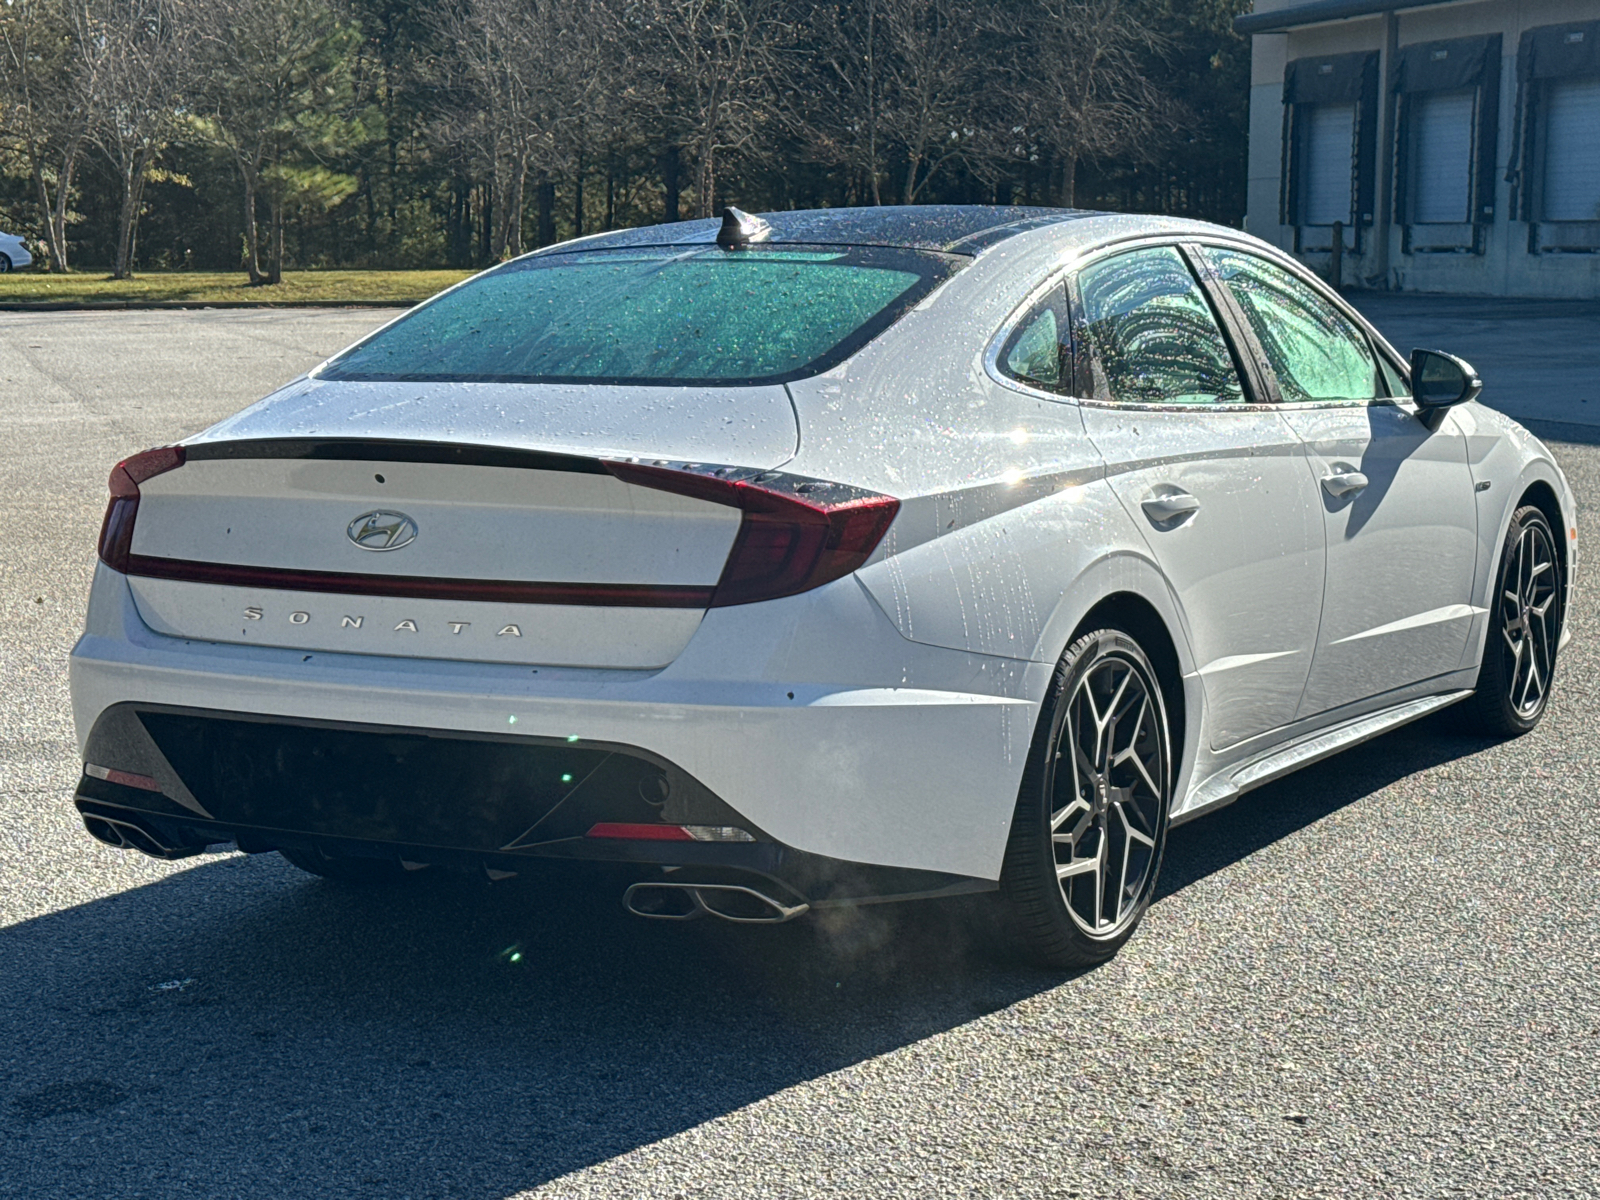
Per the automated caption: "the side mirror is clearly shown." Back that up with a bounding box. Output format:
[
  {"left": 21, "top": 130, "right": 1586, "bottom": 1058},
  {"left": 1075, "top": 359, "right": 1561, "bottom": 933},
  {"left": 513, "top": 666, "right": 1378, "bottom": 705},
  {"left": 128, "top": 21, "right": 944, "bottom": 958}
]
[{"left": 1409, "top": 348, "right": 1482, "bottom": 409}]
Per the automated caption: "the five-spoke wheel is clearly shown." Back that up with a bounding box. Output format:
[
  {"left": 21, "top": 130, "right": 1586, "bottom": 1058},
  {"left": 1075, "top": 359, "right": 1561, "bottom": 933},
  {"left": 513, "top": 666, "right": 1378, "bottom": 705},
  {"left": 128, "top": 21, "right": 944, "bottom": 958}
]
[
  {"left": 1469, "top": 505, "right": 1563, "bottom": 735},
  {"left": 1003, "top": 628, "right": 1173, "bottom": 967}
]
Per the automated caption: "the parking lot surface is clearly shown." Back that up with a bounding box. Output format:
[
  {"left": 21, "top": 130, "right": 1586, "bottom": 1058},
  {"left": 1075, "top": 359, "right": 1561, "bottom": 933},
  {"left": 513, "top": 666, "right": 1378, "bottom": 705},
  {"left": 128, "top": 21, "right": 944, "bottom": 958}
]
[
  {"left": 1357, "top": 293, "right": 1600, "bottom": 435},
  {"left": 1, "top": 308, "right": 1597, "bottom": 1199}
]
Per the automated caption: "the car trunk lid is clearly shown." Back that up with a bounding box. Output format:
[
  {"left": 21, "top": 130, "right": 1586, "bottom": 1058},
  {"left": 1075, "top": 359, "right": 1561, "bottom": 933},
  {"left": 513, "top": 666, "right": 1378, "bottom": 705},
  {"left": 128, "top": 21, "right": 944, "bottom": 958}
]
[{"left": 117, "top": 381, "right": 799, "bottom": 669}]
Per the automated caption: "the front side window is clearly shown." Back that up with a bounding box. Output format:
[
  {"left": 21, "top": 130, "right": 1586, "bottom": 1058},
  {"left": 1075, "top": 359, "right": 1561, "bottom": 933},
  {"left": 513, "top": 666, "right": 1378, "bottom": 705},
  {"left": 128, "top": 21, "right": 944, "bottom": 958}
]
[
  {"left": 1075, "top": 246, "right": 1246, "bottom": 406},
  {"left": 1200, "top": 247, "right": 1380, "bottom": 403},
  {"left": 319, "top": 245, "right": 961, "bottom": 386}
]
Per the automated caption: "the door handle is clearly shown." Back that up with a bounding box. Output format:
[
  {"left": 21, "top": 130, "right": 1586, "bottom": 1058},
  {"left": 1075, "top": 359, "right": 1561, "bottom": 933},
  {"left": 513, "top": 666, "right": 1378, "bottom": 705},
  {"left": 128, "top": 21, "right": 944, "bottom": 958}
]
[
  {"left": 1140, "top": 492, "right": 1201, "bottom": 523},
  {"left": 1322, "top": 471, "right": 1369, "bottom": 498}
]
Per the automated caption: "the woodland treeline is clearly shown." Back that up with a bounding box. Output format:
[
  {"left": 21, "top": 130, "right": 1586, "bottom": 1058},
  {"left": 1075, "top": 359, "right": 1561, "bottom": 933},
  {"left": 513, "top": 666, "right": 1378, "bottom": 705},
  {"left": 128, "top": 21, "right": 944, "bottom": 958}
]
[{"left": 0, "top": 0, "right": 1251, "bottom": 280}]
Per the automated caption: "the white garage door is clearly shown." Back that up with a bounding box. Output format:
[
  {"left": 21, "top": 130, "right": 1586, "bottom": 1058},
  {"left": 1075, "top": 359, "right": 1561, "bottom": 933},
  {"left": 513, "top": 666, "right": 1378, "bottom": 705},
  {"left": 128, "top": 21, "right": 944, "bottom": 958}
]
[
  {"left": 1411, "top": 88, "right": 1474, "bottom": 223},
  {"left": 1544, "top": 77, "right": 1600, "bottom": 222},
  {"left": 1301, "top": 103, "right": 1356, "bottom": 225}
]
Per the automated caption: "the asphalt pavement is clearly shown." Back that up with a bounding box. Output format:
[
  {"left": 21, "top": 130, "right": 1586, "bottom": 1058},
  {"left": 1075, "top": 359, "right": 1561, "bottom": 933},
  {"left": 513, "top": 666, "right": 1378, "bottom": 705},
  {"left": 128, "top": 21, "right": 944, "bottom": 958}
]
[
  {"left": 1, "top": 307, "right": 1597, "bottom": 1199},
  {"left": 1353, "top": 292, "right": 1600, "bottom": 436}
]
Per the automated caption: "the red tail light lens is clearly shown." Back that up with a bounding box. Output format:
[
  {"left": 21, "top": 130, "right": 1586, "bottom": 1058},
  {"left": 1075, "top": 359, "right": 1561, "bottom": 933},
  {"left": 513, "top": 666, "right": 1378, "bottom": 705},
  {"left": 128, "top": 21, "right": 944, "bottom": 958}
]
[
  {"left": 98, "top": 446, "right": 185, "bottom": 572},
  {"left": 604, "top": 461, "right": 900, "bottom": 607},
  {"left": 586, "top": 822, "right": 695, "bottom": 841}
]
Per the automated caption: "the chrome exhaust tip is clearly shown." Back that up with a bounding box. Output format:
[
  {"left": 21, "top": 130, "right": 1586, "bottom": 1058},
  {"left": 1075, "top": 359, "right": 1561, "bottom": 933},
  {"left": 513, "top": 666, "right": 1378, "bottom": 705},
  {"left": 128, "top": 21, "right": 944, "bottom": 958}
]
[
  {"left": 623, "top": 881, "right": 809, "bottom": 924},
  {"left": 80, "top": 812, "right": 204, "bottom": 860}
]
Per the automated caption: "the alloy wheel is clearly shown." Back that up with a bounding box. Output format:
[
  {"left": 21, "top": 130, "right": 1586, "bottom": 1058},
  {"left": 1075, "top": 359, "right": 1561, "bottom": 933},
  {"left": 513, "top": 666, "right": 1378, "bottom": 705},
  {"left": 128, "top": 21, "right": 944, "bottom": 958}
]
[
  {"left": 1499, "top": 518, "right": 1561, "bottom": 721},
  {"left": 1049, "top": 651, "right": 1168, "bottom": 938}
]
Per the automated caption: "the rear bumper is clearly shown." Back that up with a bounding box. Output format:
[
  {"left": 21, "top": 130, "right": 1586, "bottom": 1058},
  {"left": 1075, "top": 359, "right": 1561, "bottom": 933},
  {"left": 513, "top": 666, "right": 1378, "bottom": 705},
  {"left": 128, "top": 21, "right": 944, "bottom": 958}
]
[
  {"left": 74, "top": 705, "right": 989, "bottom": 907},
  {"left": 70, "top": 564, "right": 1050, "bottom": 883}
]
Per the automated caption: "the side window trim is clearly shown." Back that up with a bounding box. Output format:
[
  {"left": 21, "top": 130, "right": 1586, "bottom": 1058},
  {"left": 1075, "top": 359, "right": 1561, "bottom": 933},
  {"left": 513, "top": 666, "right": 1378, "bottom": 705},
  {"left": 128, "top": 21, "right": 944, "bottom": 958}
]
[{"left": 1063, "top": 240, "right": 1263, "bottom": 409}]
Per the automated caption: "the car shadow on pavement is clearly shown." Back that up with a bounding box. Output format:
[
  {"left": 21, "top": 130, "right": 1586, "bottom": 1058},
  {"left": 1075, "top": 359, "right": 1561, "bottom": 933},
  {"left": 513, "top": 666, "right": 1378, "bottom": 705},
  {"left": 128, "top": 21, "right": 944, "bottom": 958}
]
[
  {"left": 0, "top": 710, "right": 1489, "bottom": 1199},
  {"left": 0, "top": 841, "right": 1056, "bottom": 1198},
  {"left": 1158, "top": 705, "right": 1494, "bottom": 900}
]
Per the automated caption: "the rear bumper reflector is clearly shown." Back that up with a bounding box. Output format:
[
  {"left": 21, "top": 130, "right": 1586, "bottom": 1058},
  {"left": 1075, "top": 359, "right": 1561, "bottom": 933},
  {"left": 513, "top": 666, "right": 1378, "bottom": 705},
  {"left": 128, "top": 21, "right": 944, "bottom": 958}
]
[
  {"left": 120, "top": 556, "right": 715, "bottom": 609},
  {"left": 84, "top": 763, "right": 162, "bottom": 792},
  {"left": 587, "top": 823, "right": 694, "bottom": 841},
  {"left": 586, "top": 822, "right": 756, "bottom": 843}
]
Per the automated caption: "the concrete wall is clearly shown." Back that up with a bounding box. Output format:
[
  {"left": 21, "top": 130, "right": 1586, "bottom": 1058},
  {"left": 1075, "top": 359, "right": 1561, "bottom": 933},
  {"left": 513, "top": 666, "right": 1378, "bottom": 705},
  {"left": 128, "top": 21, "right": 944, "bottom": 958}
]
[{"left": 1245, "top": 0, "right": 1600, "bottom": 297}]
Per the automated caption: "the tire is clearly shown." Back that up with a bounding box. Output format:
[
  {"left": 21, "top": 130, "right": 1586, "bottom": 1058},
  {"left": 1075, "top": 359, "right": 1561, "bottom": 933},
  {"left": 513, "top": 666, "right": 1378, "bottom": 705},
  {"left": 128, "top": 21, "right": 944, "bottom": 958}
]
[
  {"left": 1466, "top": 505, "right": 1564, "bottom": 737},
  {"left": 0, "top": 255, "right": 11, "bottom": 274},
  {"left": 280, "top": 846, "right": 418, "bottom": 885},
  {"left": 1000, "top": 627, "right": 1174, "bottom": 969}
]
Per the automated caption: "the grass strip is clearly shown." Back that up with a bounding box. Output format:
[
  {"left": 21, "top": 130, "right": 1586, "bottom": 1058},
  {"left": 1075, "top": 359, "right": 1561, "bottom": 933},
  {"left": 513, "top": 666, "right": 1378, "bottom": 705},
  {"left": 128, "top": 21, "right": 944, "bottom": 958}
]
[{"left": 0, "top": 269, "right": 474, "bottom": 307}]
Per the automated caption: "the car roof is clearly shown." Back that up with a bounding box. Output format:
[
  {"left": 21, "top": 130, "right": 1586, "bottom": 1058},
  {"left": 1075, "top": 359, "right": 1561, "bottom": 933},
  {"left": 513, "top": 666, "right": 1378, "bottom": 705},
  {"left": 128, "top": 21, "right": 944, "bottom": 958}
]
[{"left": 534, "top": 205, "right": 1098, "bottom": 257}]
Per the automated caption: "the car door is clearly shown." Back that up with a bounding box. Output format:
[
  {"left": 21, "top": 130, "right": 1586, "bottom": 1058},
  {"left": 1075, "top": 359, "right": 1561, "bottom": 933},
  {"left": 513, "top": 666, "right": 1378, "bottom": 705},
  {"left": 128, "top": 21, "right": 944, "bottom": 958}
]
[
  {"left": 1069, "top": 243, "right": 1327, "bottom": 752},
  {"left": 1197, "top": 244, "right": 1480, "bottom": 719}
]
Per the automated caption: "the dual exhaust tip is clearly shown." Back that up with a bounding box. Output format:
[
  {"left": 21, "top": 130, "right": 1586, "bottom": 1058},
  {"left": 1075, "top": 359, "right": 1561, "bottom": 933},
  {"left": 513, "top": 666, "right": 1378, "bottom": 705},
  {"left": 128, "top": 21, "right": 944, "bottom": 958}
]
[
  {"left": 623, "top": 881, "right": 809, "bottom": 924},
  {"left": 81, "top": 811, "right": 204, "bottom": 860},
  {"left": 81, "top": 807, "right": 810, "bottom": 925}
]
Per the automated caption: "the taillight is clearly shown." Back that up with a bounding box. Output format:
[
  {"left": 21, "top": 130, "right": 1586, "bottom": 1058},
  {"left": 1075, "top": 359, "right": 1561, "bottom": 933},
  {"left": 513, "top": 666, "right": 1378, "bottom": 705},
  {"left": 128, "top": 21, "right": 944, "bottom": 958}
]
[
  {"left": 604, "top": 461, "right": 900, "bottom": 607},
  {"left": 97, "top": 446, "right": 185, "bottom": 572}
]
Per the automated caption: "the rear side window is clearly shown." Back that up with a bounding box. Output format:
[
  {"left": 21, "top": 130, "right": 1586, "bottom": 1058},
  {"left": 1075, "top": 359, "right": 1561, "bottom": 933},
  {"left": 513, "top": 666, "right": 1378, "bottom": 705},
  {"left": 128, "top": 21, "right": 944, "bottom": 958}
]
[
  {"left": 1075, "top": 246, "right": 1246, "bottom": 405},
  {"left": 318, "top": 246, "right": 961, "bottom": 386},
  {"left": 998, "top": 289, "right": 1068, "bottom": 392}
]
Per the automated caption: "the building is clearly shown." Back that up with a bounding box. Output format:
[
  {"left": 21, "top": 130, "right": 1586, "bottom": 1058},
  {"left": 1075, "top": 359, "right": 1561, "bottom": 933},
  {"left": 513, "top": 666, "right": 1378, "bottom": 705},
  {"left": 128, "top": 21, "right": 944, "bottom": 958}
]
[{"left": 1240, "top": 0, "right": 1600, "bottom": 296}]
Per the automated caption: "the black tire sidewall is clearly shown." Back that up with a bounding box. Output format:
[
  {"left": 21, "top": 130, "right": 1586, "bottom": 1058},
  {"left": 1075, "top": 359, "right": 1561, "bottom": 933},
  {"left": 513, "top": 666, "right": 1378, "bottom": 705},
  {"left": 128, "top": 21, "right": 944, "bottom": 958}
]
[
  {"left": 1002, "top": 627, "right": 1174, "bottom": 965},
  {"left": 1473, "top": 506, "right": 1562, "bottom": 736}
]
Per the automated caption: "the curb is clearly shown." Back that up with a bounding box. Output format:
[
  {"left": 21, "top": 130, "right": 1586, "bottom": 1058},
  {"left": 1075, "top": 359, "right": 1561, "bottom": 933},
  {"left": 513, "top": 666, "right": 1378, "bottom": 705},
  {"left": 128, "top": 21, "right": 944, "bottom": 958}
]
[{"left": 0, "top": 298, "right": 418, "bottom": 312}]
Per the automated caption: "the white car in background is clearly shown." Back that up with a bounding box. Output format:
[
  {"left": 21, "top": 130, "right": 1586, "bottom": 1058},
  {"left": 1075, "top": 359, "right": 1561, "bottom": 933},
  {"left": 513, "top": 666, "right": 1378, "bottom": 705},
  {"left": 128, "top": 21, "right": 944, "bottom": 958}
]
[
  {"left": 67, "top": 205, "right": 1575, "bottom": 967},
  {"left": 0, "top": 231, "right": 32, "bottom": 272}
]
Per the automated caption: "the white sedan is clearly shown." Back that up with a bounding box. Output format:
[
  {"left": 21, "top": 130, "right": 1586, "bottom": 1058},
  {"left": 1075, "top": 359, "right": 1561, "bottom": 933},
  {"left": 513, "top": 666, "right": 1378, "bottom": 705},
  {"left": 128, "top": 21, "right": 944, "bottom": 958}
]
[
  {"left": 0, "top": 231, "right": 32, "bottom": 272},
  {"left": 68, "top": 206, "right": 1575, "bottom": 967}
]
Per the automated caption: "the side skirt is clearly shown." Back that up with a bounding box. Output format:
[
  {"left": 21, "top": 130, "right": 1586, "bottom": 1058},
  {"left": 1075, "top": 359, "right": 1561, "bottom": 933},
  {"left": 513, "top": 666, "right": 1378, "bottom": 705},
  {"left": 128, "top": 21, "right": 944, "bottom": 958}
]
[{"left": 1172, "top": 688, "right": 1475, "bottom": 827}]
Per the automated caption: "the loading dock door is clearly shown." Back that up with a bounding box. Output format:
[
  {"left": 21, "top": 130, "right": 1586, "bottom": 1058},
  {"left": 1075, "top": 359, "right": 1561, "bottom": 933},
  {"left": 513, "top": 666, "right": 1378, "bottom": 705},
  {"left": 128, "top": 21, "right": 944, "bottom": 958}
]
[
  {"left": 1281, "top": 51, "right": 1378, "bottom": 252},
  {"left": 1543, "top": 77, "right": 1600, "bottom": 221},
  {"left": 1411, "top": 89, "right": 1474, "bottom": 223},
  {"left": 1301, "top": 103, "right": 1356, "bottom": 225}
]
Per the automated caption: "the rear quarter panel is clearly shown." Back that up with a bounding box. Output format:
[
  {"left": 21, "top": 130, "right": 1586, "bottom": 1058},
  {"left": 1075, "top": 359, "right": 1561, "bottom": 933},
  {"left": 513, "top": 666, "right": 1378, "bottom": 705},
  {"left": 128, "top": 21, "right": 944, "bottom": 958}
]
[{"left": 786, "top": 221, "right": 1198, "bottom": 675}]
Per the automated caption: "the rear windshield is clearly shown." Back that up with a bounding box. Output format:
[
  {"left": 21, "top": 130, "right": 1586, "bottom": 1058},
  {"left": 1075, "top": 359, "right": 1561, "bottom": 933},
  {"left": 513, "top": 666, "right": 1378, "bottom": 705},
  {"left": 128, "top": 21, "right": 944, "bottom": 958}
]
[{"left": 317, "top": 245, "right": 961, "bottom": 386}]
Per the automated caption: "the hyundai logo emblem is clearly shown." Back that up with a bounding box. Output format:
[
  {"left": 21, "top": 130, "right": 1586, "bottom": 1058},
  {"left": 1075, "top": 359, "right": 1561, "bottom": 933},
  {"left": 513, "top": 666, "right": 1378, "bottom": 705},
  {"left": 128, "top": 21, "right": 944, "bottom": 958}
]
[{"left": 347, "top": 510, "right": 418, "bottom": 552}]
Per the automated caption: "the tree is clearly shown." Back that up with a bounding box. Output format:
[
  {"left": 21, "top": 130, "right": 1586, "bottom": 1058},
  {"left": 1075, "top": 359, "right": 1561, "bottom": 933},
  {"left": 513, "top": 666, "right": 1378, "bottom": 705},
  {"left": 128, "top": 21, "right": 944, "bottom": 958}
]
[
  {"left": 0, "top": 0, "right": 1254, "bottom": 271},
  {"left": 428, "top": 0, "right": 600, "bottom": 260},
  {"left": 191, "top": 0, "right": 370, "bottom": 282},
  {"left": 79, "top": 0, "right": 187, "bottom": 278},
  {"left": 0, "top": 0, "right": 101, "bottom": 270},
  {"left": 799, "top": 0, "right": 887, "bottom": 203},
  {"left": 797, "top": 0, "right": 1023, "bottom": 207},
  {"left": 628, "top": 0, "right": 794, "bottom": 218},
  {"left": 1008, "top": 0, "right": 1171, "bottom": 206},
  {"left": 875, "top": 0, "right": 1002, "bottom": 205}
]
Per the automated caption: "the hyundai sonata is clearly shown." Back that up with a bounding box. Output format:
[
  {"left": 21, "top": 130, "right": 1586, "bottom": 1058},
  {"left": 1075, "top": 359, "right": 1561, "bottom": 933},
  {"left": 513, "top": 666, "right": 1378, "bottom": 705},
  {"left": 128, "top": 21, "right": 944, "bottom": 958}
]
[{"left": 69, "top": 205, "right": 1575, "bottom": 966}]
